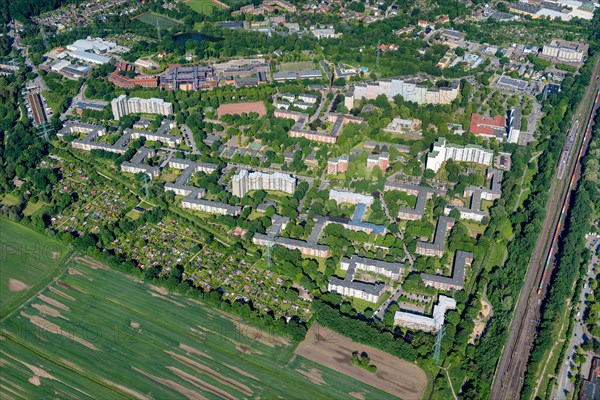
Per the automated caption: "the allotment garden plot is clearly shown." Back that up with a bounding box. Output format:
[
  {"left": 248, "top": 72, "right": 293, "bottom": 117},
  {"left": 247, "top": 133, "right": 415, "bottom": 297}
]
[{"left": 1, "top": 259, "right": 397, "bottom": 400}]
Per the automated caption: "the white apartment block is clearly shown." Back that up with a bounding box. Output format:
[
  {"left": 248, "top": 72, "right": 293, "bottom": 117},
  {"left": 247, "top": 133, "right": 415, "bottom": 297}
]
[
  {"left": 111, "top": 94, "right": 173, "bottom": 120},
  {"left": 394, "top": 295, "right": 456, "bottom": 333},
  {"left": 231, "top": 169, "right": 296, "bottom": 198},
  {"left": 340, "top": 255, "right": 404, "bottom": 280},
  {"left": 329, "top": 189, "right": 374, "bottom": 206},
  {"left": 181, "top": 198, "right": 241, "bottom": 216},
  {"left": 345, "top": 78, "right": 459, "bottom": 108},
  {"left": 426, "top": 138, "right": 493, "bottom": 172},
  {"left": 327, "top": 280, "right": 383, "bottom": 303}
]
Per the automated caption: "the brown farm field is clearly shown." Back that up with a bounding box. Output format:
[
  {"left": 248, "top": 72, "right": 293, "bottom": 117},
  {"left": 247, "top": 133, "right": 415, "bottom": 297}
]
[{"left": 296, "top": 323, "right": 428, "bottom": 400}]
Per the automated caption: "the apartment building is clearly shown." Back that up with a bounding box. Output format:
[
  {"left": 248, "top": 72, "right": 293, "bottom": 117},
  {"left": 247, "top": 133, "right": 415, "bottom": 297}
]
[
  {"left": 394, "top": 295, "right": 456, "bottom": 333},
  {"left": 327, "top": 154, "right": 349, "bottom": 174},
  {"left": 111, "top": 94, "right": 173, "bottom": 120},
  {"left": 421, "top": 251, "right": 473, "bottom": 291},
  {"left": 367, "top": 152, "right": 389, "bottom": 170},
  {"left": 231, "top": 169, "right": 296, "bottom": 198},
  {"left": 345, "top": 78, "right": 459, "bottom": 108},
  {"left": 329, "top": 189, "right": 374, "bottom": 206},
  {"left": 416, "top": 216, "right": 455, "bottom": 257},
  {"left": 328, "top": 255, "right": 402, "bottom": 303},
  {"left": 181, "top": 198, "right": 242, "bottom": 216},
  {"left": 426, "top": 138, "right": 493, "bottom": 172},
  {"left": 384, "top": 181, "right": 446, "bottom": 220}
]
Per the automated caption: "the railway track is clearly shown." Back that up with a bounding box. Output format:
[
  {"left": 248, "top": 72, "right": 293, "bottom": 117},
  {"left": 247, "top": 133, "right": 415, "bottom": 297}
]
[{"left": 490, "top": 59, "right": 600, "bottom": 400}]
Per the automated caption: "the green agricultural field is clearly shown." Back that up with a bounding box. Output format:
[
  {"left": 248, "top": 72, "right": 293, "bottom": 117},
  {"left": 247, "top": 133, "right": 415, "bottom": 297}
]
[
  {"left": 279, "top": 61, "right": 317, "bottom": 73},
  {"left": 0, "top": 218, "right": 69, "bottom": 317},
  {"left": 135, "top": 12, "right": 182, "bottom": 28},
  {"left": 0, "top": 257, "right": 397, "bottom": 399},
  {"left": 185, "top": 0, "right": 217, "bottom": 15}
]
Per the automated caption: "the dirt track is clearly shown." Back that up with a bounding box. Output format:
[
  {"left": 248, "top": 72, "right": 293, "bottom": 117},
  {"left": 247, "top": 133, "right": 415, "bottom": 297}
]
[{"left": 295, "top": 324, "right": 427, "bottom": 400}]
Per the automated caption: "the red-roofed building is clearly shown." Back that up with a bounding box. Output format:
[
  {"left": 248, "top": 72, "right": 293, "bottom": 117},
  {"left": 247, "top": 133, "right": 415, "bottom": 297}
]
[
  {"left": 418, "top": 20, "right": 429, "bottom": 27},
  {"left": 469, "top": 113, "right": 506, "bottom": 140}
]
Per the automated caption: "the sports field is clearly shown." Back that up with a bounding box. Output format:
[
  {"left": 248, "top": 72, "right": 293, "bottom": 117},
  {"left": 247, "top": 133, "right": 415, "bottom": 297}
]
[
  {"left": 135, "top": 12, "right": 182, "bottom": 28},
  {"left": 279, "top": 61, "right": 317, "bottom": 73},
  {"left": 1, "top": 256, "right": 398, "bottom": 399},
  {"left": 183, "top": 0, "right": 218, "bottom": 15},
  {"left": 0, "top": 218, "right": 69, "bottom": 318}
]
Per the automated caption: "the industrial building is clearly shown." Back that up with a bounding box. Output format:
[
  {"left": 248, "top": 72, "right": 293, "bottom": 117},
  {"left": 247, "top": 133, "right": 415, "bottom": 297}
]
[
  {"left": 542, "top": 39, "right": 589, "bottom": 63},
  {"left": 159, "top": 65, "right": 218, "bottom": 91}
]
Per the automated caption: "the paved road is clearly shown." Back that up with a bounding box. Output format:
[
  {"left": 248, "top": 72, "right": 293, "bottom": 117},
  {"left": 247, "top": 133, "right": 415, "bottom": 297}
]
[
  {"left": 554, "top": 234, "right": 600, "bottom": 399},
  {"left": 181, "top": 124, "right": 200, "bottom": 154},
  {"left": 60, "top": 83, "right": 89, "bottom": 121},
  {"left": 490, "top": 56, "right": 600, "bottom": 400}
]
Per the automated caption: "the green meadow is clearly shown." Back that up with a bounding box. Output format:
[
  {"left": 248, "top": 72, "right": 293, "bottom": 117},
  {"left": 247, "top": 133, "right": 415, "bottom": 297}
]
[
  {"left": 1, "top": 255, "right": 396, "bottom": 399},
  {"left": 0, "top": 218, "right": 70, "bottom": 317}
]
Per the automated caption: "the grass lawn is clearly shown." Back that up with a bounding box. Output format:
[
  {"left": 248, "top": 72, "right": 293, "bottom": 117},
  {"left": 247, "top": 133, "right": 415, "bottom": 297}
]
[
  {"left": 351, "top": 292, "right": 389, "bottom": 313},
  {"left": 1, "top": 257, "right": 398, "bottom": 399},
  {"left": 0, "top": 218, "right": 70, "bottom": 318},
  {"left": 135, "top": 12, "right": 182, "bottom": 28},
  {"left": 279, "top": 61, "right": 316, "bottom": 73},
  {"left": 461, "top": 220, "right": 486, "bottom": 236},
  {"left": 185, "top": 0, "right": 217, "bottom": 15},
  {"left": 1, "top": 193, "right": 20, "bottom": 206},
  {"left": 23, "top": 201, "right": 47, "bottom": 217},
  {"left": 159, "top": 168, "right": 180, "bottom": 183},
  {"left": 302, "top": 255, "right": 327, "bottom": 273}
]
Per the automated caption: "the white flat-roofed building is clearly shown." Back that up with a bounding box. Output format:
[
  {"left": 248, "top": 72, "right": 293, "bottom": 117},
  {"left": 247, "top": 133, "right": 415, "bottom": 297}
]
[
  {"left": 329, "top": 189, "right": 374, "bottom": 206},
  {"left": 426, "top": 138, "right": 493, "bottom": 172},
  {"left": 328, "top": 255, "right": 401, "bottom": 303},
  {"left": 345, "top": 77, "right": 459, "bottom": 108},
  {"left": 68, "top": 50, "right": 111, "bottom": 65},
  {"left": 340, "top": 255, "right": 404, "bottom": 280},
  {"left": 66, "top": 38, "right": 116, "bottom": 54},
  {"left": 231, "top": 169, "right": 296, "bottom": 198},
  {"left": 111, "top": 94, "right": 173, "bottom": 120},
  {"left": 310, "top": 25, "right": 336, "bottom": 39},
  {"left": 181, "top": 198, "right": 241, "bottom": 216},
  {"left": 542, "top": 39, "right": 588, "bottom": 63},
  {"left": 298, "top": 94, "right": 318, "bottom": 104},
  {"left": 394, "top": 295, "right": 456, "bottom": 333}
]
